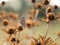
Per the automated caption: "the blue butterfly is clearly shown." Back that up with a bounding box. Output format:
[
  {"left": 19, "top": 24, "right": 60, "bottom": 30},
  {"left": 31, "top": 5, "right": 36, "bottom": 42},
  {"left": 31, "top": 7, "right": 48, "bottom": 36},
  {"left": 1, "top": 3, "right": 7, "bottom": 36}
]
[{"left": 20, "top": 16, "right": 26, "bottom": 27}]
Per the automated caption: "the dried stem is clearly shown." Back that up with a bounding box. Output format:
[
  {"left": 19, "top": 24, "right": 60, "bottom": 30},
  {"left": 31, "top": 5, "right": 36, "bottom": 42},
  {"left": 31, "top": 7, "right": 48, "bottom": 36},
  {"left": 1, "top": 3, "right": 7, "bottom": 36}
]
[
  {"left": 48, "top": 37, "right": 60, "bottom": 45},
  {"left": 34, "top": 9, "right": 39, "bottom": 21},
  {"left": 44, "top": 24, "right": 49, "bottom": 39}
]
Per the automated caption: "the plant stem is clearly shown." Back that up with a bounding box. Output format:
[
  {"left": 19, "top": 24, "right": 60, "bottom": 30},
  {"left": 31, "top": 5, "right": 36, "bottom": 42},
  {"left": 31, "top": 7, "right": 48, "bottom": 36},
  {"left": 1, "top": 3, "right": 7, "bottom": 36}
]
[
  {"left": 48, "top": 37, "right": 60, "bottom": 45},
  {"left": 45, "top": 24, "right": 49, "bottom": 39}
]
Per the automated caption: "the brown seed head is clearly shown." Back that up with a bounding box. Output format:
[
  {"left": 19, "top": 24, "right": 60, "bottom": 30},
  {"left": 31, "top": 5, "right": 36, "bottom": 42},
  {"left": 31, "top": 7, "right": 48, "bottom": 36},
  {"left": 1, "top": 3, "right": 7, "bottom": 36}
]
[
  {"left": 36, "top": 2, "right": 41, "bottom": 9},
  {"left": 57, "top": 32, "right": 60, "bottom": 37},
  {"left": 2, "top": 19, "right": 8, "bottom": 26},
  {"left": 54, "top": 5, "right": 58, "bottom": 9},
  {"left": 30, "top": 9, "right": 36, "bottom": 15},
  {"left": 47, "top": 7, "right": 52, "bottom": 13},
  {"left": 43, "top": 0, "right": 49, "bottom": 5},
  {"left": 0, "top": 11, "right": 6, "bottom": 18},
  {"left": 18, "top": 26, "right": 23, "bottom": 31},
  {"left": 1, "top": 1, "right": 5, "bottom": 6},
  {"left": 11, "top": 38, "right": 16, "bottom": 42},
  {"left": 31, "top": 0, "right": 36, "bottom": 3},
  {"left": 47, "top": 13, "right": 55, "bottom": 21},
  {"left": 7, "top": 27, "right": 15, "bottom": 35}
]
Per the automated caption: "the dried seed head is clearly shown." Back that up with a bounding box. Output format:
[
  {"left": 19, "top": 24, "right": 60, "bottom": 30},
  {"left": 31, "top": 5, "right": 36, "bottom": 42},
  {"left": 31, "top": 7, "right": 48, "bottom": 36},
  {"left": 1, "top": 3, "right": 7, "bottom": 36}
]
[
  {"left": 26, "top": 20, "right": 32, "bottom": 28},
  {"left": 2, "top": 19, "right": 8, "bottom": 26},
  {"left": 30, "top": 9, "right": 36, "bottom": 15},
  {"left": 8, "top": 28, "right": 15, "bottom": 35},
  {"left": 11, "top": 38, "right": 16, "bottom": 42},
  {"left": 29, "top": 15, "right": 34, "bottom": 20},
  {"left": 18, "top": 26, "right": 23, "bottom": 31},
  {"left": 9, "top": 12, "right": 19, "bottom": 19},
  {"left": 47, "top": 7, "right": 52, "bottom": 13},
  {"left": 16, "top": 39, "right": 20, "bottom": 43},
  {"left": 0, "top": 11, "right": 4, "bottom": 15},
  {"left": 57, "top": 32, "right": 60, "bottom": 37},
  {"left": 47, "top": 13, "right": 55, "bottom": 21},
  {"left": 26, "top": 23, "right": 31, "bottom": 28},
  {"left": 31, "top": 0, "right": 36, "bottom": 3},
  {"left": 54, "top": 5, "right": 58, "bottom": 9},
  {"left": 9, "top": 12, "right": 14, "bottom": 17},
  {"left": 12, "top": 13, "right": 19, "bottom": 19},
  {"left": 36, "top": 2, "right": 41, "bottom": 9},
  {"left": 0, "top": 11, "right": 6, "bottom": 18},
  {"left": 1, "top": 1, "right": 5, "bottom": 6},
  {"left": 43, "top": 0, "right": 49, "bottom": 5}
]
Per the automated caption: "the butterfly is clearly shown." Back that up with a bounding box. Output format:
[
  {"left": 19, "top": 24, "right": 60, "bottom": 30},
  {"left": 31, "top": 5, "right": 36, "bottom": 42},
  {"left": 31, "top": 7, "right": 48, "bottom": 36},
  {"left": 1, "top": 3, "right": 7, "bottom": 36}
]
[{"left": 20, "top": 16, "right": 26, "bottom": 27}]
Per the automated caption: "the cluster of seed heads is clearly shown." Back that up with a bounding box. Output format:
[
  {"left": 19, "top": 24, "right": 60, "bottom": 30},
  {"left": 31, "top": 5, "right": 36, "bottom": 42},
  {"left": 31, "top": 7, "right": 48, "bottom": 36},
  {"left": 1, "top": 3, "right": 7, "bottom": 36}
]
[{"left": 0, "top": 0, "right": 60, "bottom": 45}]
